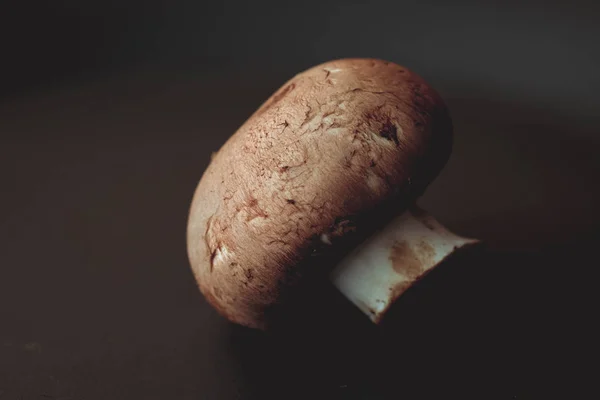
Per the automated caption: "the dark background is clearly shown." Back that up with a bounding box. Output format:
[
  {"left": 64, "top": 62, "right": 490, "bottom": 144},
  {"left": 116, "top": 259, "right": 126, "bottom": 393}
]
[{"left": 1, "top": 0, "right": 599, "bottom": 398}]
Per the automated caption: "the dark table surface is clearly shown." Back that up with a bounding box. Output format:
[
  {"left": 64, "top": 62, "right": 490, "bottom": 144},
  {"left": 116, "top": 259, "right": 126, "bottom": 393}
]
[{"left": 1, "top": 69, "right": 599, "bottom": 399}]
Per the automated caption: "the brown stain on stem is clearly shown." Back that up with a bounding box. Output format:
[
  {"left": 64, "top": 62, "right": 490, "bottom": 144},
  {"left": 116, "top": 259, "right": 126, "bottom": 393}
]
[
  {"left": 390, "top": 240, "right": 435, "bottom": 278},
  {"left": 385, "top": 239, "right": 437, "bottom": 320}
]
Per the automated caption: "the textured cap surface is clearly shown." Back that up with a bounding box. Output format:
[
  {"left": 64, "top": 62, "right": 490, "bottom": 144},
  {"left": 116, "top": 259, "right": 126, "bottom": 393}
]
[{"left": 187, "top": 58, "right": 453, "bottom": 328}]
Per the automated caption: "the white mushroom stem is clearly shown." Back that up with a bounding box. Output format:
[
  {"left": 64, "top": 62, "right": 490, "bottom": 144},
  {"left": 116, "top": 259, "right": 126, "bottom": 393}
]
[{"left": 330, "top": 206, "right": 479, "bottom": 323}]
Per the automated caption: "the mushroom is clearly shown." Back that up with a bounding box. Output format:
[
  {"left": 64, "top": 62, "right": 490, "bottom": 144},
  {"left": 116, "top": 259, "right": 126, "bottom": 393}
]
[{"left": 187, "top": 58, "right": 479, "bottom": 329}]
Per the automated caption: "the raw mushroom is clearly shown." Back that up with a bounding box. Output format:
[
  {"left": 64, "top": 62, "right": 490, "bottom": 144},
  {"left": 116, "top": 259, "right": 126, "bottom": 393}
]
[{"left": 187, "top": 58, "right": 479, "bottom": 329}]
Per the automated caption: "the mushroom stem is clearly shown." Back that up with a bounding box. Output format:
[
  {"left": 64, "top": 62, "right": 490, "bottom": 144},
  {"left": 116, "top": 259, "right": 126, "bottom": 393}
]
[{"left": 330, "top": 206, "right": 479, "bottom": 323}]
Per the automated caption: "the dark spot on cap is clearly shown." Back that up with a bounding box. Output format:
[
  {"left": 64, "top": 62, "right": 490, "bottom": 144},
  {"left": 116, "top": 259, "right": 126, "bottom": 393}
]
[
  {"left": 286, "top": 199, "right": 296, "bottom": 204},
  {"left": 379, "top": 122, "right": 399, "bottom": 145},
  {"left": 244, "top": 268, "right": 254, "bottom": 281}
]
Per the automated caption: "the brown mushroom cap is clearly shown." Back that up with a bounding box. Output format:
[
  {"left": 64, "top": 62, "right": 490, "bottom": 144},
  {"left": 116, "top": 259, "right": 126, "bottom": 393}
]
[{"left": 187, "top": 58, "right": 453, "bottom": 329}]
